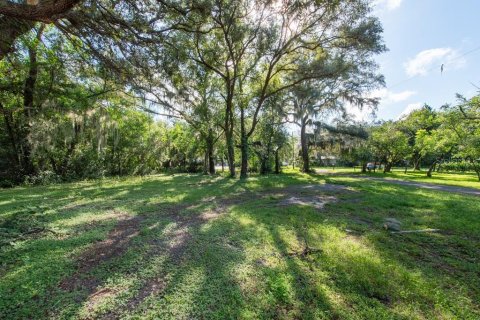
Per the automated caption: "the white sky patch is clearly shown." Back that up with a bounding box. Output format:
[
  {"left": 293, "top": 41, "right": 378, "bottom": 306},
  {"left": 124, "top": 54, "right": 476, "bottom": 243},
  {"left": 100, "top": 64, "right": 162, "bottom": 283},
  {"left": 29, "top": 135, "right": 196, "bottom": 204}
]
[
  {"left": 374, "top": 0, "right": 402, "bottom": 11},
  {"left": 397, "top": 102, "right": 422, "bottom": 119},
  {"left": 345, "top": 103, "right": 375, "bottom": 122},
  {"left": 404, "top": 48, "right": 467, "bottom": 77},
  {"left": 370, "top": 88, "right": 416, "bottom": 104}
]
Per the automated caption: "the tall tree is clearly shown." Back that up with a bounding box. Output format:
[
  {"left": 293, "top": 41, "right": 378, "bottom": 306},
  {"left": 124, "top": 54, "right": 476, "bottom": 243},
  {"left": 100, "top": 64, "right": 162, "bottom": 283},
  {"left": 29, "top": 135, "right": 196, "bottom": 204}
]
[
  {"left": 173, "top": 0, "right": 385, "bottom": 178},
  {"left": 370, "top": 121, "right": 411, "bottom": 173},
  {"left": 287, "top": 64, "right": 382, "bottom": 173},
  {"left": 398, "top": 105, "right": 439, "bottom": 170}
]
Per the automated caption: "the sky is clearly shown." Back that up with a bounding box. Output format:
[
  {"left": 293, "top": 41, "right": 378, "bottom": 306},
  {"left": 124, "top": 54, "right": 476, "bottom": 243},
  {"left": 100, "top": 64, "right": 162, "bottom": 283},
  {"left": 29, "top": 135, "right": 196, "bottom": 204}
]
[{"left": 351, "top": 0, "right": 480, "bottom": 121}]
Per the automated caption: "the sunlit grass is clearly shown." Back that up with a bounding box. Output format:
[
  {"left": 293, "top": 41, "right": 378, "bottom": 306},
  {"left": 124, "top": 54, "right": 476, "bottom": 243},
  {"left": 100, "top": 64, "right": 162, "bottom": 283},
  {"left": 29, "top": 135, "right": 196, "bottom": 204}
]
[
  {"left": 312, "top": 166, "right": 480, "bottom": 189},
  {"left": 0, "top": 171, "right": 479, "bottom": 319}
]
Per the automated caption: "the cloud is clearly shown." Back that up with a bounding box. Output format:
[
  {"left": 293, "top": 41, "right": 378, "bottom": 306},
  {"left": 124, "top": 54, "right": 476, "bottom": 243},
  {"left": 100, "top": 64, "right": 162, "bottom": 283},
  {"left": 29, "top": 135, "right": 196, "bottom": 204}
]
[
  {"left": 374, "top": 0, "right": 402, "bottom": 11},
  {"left": 404, "top": 48, "right": 467, "bottom": 77},
  {"left": 398, "top": 102, "right": 422, "bottom": 119},
  {"left": 345, "top": 103, "right": 374, "bottom": 122},
  {"left": 370, "top": 88, "right": 416, "bottom": 104}
]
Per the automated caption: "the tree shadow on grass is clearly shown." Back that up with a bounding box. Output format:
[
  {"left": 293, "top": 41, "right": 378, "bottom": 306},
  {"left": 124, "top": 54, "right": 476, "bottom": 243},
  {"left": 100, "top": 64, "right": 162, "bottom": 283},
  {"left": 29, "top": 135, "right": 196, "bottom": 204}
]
[
  {"left": 321, "top": 177, "right": 480, "bottom": 317},
  {"left": 2, "top": 172, "right": 479, "bottom": 319},
  {"left": 0, "top": 174, "right": 251, "bottom": 319},
  {"left": 240, "top": 182, "right": 480, "bottom": 318}
]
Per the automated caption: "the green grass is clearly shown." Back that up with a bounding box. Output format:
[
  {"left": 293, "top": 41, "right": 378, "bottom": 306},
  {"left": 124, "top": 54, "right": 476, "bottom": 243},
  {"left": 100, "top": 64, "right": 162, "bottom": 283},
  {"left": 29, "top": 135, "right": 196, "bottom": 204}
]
[
  {"left": 1, "top": 170, "right": 479, "bottom": 319},
  {"left": 314, "top": 166, "right": 480, "bottom": 189}
]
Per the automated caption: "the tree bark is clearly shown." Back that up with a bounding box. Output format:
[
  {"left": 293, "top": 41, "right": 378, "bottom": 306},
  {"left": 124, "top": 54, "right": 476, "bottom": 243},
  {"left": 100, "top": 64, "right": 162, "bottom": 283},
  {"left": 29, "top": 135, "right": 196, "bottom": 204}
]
[
  {"left": 413, "top": 157, "right": 421, "bottom": 170},
  {"left": 240, "top": 108, "right": 248, "bottom": 179},
  {"left": 224, "top": 91, "right": 235, "bottom": 178},
  {"left": 426, "top": 161, "right": 437, "bottom": 177},
  {"left": 59, "top": 121, "right": 80, "bottom": 176},
  {"left": 0, "top": 0, "right": 81, "bottom": 59},
  {"left": 0, "top": 0, "right": 81, "bottom": 22},
  {"left": 0, "top": 102, "right": 20, "bottom": 166},
  {"left": 300, "top": 117, "right": 309, "bottom": 173},
  {"left": 274, "top": 148, "right": 281, "bottom": 174},
  {"left": 203, "top": 149, "right": 208, "bottom": 175},
  {"left": 361, "top": 162, "right": 367, "bottom": 173},
  {"left": 383, "top": 163, "right": 392, "bottom": 173},
  {"left": 0, "top": 17, "right": 34, "bottom": 59},
  {"left": 20, "top": 29, "right": 43, "bottom": 175},
  {"left": 205, "top": 130, "right": 215, "bottom": 175}
]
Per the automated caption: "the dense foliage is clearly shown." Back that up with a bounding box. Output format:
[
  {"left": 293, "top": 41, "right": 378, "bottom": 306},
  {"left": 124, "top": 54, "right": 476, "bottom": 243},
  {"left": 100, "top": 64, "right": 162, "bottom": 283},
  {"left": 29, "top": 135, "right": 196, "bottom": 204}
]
[
  {"left": 326, "top": 98, "right": 480, "bottom": 179},
  {"left": 0, "top": 0, "right": 386, "bottom": 185}
]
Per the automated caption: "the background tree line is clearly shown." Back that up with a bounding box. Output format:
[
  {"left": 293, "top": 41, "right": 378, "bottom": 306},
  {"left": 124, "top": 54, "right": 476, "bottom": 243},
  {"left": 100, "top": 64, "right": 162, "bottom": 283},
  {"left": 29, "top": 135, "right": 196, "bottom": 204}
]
[
  {"left": 0, "top": 0, "right": 386, "bottom": 185},
  {"left": 312, "top": 96, "right": 480, "bottom": 180}
]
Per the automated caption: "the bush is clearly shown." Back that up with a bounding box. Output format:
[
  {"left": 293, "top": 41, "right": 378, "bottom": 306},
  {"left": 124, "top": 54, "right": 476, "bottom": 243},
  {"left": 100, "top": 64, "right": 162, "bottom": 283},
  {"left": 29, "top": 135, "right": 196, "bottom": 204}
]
[
  {"left": 440, "top": 161, "right": 478, "bottom": 173},
  {"left": 24, "top": 171, "right": 62, "bottom": 186}
]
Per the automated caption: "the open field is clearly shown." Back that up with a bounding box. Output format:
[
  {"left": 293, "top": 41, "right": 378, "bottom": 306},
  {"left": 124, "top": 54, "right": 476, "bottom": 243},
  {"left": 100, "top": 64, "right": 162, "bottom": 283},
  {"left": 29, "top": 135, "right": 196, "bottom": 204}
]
[
  {"left": 1, "top": 170, "right": 479, "bottom": 319},
  {"left": 314, "top": 166, "right": 480, "bottom": 190}
]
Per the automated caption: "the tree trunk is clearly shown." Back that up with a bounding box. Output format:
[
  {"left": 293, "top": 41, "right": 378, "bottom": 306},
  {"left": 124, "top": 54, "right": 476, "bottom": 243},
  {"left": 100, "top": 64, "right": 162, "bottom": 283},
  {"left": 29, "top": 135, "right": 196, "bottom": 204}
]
[
  {"left": 426, "top": 161, "right": 437, "bottom": 177},
  {"left": 0, "top": 17, "right": 34, "bottom": 60},
  {"left": 412, "top": 151, "right": 422, "bottom": 170},
  {"left": 275, "top": 148, "right": 280, "bottom": 174},
  {"left": 300, "top": 117, "right": 309, "bottom": 173},
  {"left": 225, "top": 131, "right": 235, "bottom": 177},
  {"left": 0, "top": 102, "right": 20, "bottom": 166},
  {"left": 0, "top": 0, "right": 84, "bottom": 59},
  {"left": 240, "top": 108, "right": 248, "bottom": 179},
  {"left": 203, "top": 150, "right": 208, "bottom": 175},
  {"left": 59, "top": 121, "right": 80, "bottom": 176},
  {"left": 413, "top": 158, "right": 421, "bottom": 170},
  {"left": 225, "top": 93, "right": 235, "bottom": 178},
  {"left": 361, "top": 162, "right": 367, "bottom": 173},
  {"left": 20, "top": 32, "right": 43, "bottom": 176},
  {"left": 206, "top": 130, "right": 215, "bottom": 175},
  {"left": 383, "top": 163, "right": 392, "bottom": 173}
]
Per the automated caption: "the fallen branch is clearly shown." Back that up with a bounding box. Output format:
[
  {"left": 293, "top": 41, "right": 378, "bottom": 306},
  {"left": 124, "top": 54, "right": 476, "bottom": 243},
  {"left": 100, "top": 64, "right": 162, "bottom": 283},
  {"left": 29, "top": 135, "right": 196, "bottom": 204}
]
[{"left": 390, "top": 229, "right": 440, "bottom": 234}]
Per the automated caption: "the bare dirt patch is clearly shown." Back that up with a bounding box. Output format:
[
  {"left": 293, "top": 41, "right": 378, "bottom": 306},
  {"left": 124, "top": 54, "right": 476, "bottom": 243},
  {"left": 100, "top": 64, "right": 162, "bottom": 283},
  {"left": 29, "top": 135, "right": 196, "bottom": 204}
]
[
  {"left": 264, "top": 183, "right": 353, "bottom": 210},
  {"left": 59, "top": 212, "right": 142, "bottom": 294},
  {"left": 278, "top": 195, "right": 337, "bottom": 209}
]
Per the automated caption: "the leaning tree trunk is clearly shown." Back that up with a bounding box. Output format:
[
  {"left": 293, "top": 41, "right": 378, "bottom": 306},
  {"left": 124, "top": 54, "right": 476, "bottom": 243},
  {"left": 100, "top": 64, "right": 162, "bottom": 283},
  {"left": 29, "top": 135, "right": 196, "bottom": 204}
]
[
  {"left": 426, "top": 161, "right": 437, "bottom": 177},
  {"left": 0, "top": 17, "right": 34, "bottom": 60},
  {"left": 300, "top": 117, "right": 309, "bottom": 173},
  {"left": 413, "top": 158, "right": 421, "bottom": 171},
  {"left": 412, "top": 151, "right": 422, "bottom": 170}
]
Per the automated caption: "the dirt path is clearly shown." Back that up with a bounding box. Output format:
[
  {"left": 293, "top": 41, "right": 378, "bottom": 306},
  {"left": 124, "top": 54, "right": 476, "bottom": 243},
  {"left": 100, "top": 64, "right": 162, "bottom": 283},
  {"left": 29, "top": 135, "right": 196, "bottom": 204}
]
[{"left": 338, "top": 175, "right": 480, "bottom": 197}]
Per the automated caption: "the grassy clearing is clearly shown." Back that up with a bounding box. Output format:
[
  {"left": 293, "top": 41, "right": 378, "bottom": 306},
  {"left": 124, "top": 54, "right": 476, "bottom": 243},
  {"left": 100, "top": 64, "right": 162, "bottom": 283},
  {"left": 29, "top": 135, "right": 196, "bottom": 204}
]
[
  {"left": 314, "top": 166, "right": 480, "bottom": 189},
  {"left": 1, "top": 170, "right": 479, "bottom": 319}
]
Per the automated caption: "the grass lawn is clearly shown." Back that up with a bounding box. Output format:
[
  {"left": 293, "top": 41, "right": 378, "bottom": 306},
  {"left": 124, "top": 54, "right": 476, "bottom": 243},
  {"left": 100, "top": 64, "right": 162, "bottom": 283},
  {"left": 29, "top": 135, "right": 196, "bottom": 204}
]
[
  {"left": 314, "top": 166, "right": 480, "bottom": 190},
  {"left": 1, "top": 169, "right": 479, "bottom": 319}
]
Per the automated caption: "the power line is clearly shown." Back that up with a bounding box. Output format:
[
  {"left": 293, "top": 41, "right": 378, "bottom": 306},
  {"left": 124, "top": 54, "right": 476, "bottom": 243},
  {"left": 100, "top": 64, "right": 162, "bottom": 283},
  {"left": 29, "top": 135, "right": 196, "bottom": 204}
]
[{"left": 387, "top": 45, "right": 480, "bottom": 89}]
